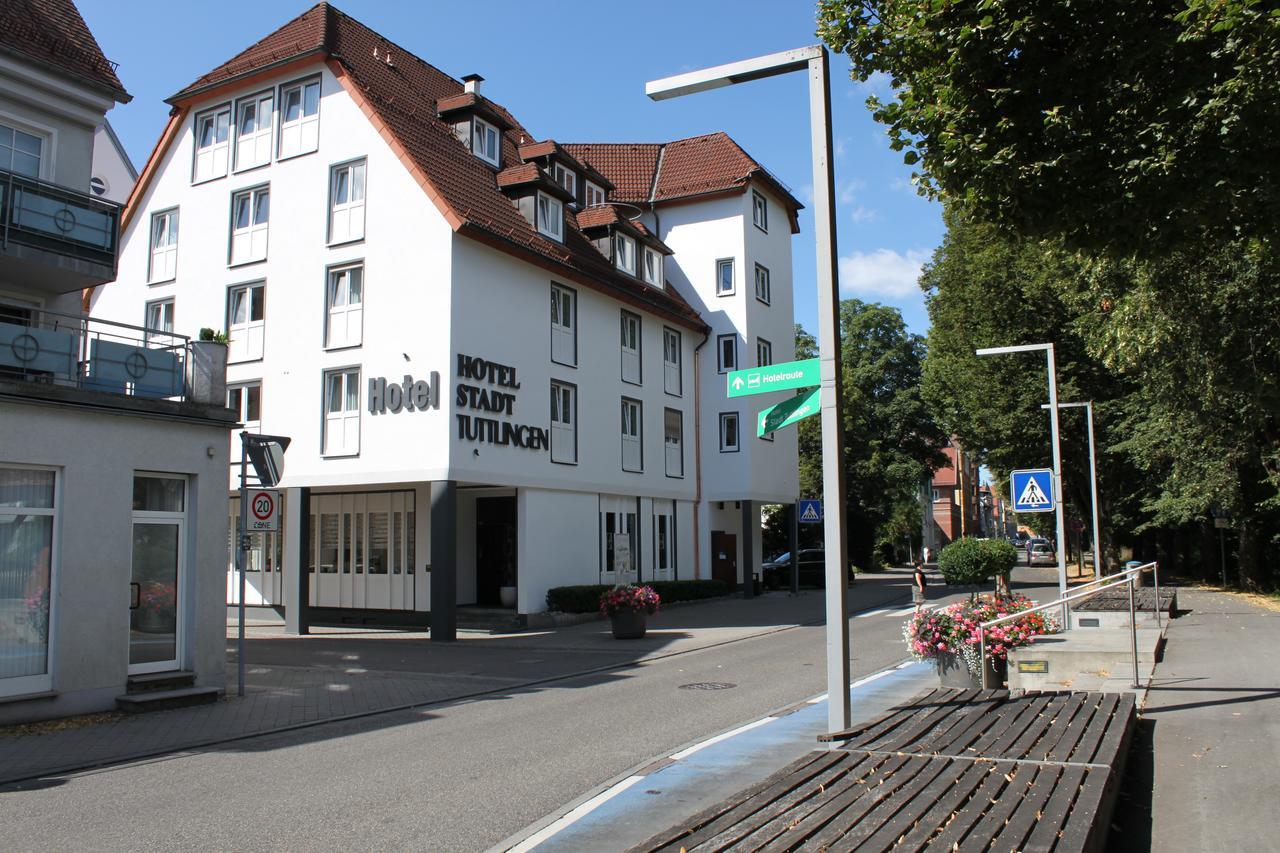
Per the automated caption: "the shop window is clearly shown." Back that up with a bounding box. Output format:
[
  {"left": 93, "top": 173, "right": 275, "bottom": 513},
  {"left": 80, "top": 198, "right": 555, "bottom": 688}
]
[{"left": 0, "top": 467, "right": 56, "bottom": 695}]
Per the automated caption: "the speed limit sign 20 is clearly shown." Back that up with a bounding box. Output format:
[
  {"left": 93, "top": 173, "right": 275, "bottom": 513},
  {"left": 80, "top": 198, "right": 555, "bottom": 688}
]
[{"left": 247, "top": 489, "right": 280, "bottom": 532}]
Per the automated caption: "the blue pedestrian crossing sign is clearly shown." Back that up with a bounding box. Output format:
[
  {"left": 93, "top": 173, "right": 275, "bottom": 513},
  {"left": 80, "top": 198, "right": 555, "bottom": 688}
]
[
  {"left": 1011, "top": 469, "right": 1056, "bottom": 513},
  {"left": 798, "top": 499, "right": 823, "bottom": 524}
]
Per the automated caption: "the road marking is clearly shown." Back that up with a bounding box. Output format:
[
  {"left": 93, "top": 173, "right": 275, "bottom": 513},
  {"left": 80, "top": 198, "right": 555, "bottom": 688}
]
[
  {"left": 507, "top": 775, "right": 646, "bottom": 853},
  {"left": 668, "top": 717, "right": 776, "bottom": 760}
]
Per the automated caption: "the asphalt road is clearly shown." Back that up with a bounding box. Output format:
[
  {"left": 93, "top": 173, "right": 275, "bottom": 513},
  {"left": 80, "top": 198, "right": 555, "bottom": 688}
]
[{"left": 0, "top": 575, "right": 1057, "bottom": 852}]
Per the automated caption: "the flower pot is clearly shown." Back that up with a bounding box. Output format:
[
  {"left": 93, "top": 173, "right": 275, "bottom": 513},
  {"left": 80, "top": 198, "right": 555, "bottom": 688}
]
[
  {"left": 499, "top": 585, "right": 517, "bottom": 609},
  {"left": 936, "top": 651, "right": 1007, "bottom": 689},
  {"left": 610, "top": 609, "right": 647, "bottom": 640}
]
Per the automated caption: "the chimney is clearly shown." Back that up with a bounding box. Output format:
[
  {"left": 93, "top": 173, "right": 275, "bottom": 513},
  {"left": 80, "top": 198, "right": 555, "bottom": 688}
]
[{"left": 462, "top": 74, "right": 484, "bottom": 95}]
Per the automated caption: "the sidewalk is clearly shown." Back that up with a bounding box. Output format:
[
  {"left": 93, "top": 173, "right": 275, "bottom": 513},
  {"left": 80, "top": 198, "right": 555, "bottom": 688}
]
[{"left": 0, "top": 577, "right": 916, "bottom": 786}]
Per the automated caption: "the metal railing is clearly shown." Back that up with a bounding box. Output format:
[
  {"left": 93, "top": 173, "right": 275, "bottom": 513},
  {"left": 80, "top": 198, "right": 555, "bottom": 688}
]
[
  {"left": 979, "top": 561, "right": 1160, "bottom": 689},
  {"left": 0, "top": 167, "right": 121, "bottom": 270},
  {"left": 0, "top": 305, "right": 189, "bottom": 401}
]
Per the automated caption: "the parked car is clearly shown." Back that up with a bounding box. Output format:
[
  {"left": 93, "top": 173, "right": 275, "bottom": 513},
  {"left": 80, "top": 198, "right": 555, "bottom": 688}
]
[
  {"left": 761, "top": 549, "right": 853, "bottom": 589},
  {"left": 1028, "top": 543, "right": 1057, "bottom": 566}
]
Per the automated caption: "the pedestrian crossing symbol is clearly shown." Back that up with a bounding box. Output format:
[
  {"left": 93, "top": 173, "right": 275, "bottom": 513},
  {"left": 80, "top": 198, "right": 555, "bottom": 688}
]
[
  {"left": 798, "top": 499, "right": 823, "bottom": 524},
  {"left": 1010, "top": 469, "right": 1055, "bottom": 513}
]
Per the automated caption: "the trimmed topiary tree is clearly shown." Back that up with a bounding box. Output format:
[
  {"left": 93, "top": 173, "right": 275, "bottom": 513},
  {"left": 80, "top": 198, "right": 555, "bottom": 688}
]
[
  {"left": 981, "top": 539, "right": 1019, "bottom": 597},
  {"left": 938, "top": 537, "right": 1019, "bottom": 598}
]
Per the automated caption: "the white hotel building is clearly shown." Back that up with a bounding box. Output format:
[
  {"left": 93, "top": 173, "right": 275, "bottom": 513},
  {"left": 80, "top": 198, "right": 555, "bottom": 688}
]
[{"left": 92, "top": 3, "right": 802, "bottom": 637}]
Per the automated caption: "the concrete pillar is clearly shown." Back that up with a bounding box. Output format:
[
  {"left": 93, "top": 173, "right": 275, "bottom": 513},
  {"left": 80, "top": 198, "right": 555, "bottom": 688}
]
[
  {"left": 430, "top": 480, "right": 457, "bottom": 641},
  {"left": 741, "top": 499, "right": 755, "bottom": 598},
  {"left": 284, "top": 487, "right": 310, "bottom": 635}
]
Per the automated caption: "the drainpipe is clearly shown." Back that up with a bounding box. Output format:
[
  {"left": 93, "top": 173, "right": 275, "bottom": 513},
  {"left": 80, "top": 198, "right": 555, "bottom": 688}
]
[{"left": 692, "top": 329, "right": 710, "bottom": 579}]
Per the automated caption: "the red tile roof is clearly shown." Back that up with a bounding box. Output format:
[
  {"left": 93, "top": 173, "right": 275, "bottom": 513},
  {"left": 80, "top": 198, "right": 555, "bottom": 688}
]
[
  {"left": 574, "top": 205, "right": 673, "bottom": 255},
  {"left": 563, "top": 143, "right": 663, "bottom": 202},
  {"left": 0, "top": 0, "right": 128, "bottom": 101}
]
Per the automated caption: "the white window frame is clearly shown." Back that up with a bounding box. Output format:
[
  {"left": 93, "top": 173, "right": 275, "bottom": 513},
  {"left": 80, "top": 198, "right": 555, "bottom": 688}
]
[
  {"left": 229, "top": 185, "right": 269, "bottom": 266},
  {"left": 584, "top": 180, "right": 605, "bottom": 207},
  {"left": 643, "top": 247, "right": 663, "bottom": 286},
  {"left": 757, "top": 337, "right": 773, "bottom": 367},
  {"left": 615, "top": 232, "right": 636, "bottom": 275},
  {"left": 719, "top": 412, "right": 740, "bottom": 453},
  {"left": 664, "top": 408, "right": 683, "bottom": 478},
  {"left": 550, "top": 380, "right": 577, "bottom": 465},
  {"left": 328, "top": 159, "right": 366, "bottom": 245},
  {"left": 652, "top": 503, "right": 676, "bottom": 580},
  {"left": 0, "top": 464, "right": 59, "bottom": 696},
  {"left": 323, "top": 367, "right": 361, "bottom": 457},
  {"left": 148, "top": 208, "right": 178, "bottom": 283},
  {"left": 717, "top": 333, "right": 737, "bottom": 374},
  {"left": 193, "top": 103, "right": 231, "bottom": 183},
  {"left": 144, "top": 298, "right": 174, "bottom": 345},
  {"left": 620, "top": 310, "right": 641, "bottom": 385},
  {"left": 277, "top": 77, "right": 320, "bottom": 160},
  {"left": 227, "top": 282, "right": 265, "bottom": 363},
  {"left": 662, "top": 326, "right": 681, "bottom": 396},
  {"left": 233, "top": 91, "right": 273, "bottom": 172},
  {"left": 228, "top": 381, "right": 262, "bottom": 429},
  {"left": 621, "top": 397, "right": 643, "bottom": 473},
  {"left": 325, "top": 263, "right": 364, "bottom": 350},
  {"left": 755, "top": 263, "right": 771, "bottom": 305},
  {"left": 752, "top": 190, "right": 768, "bottom": 232},
  {"left": 550, "top": 283, "right": 576, "bottom": 367},
  {"left": 553, "top": 162, "right": 577, "bottom": 196},
  {"left": 0, "top": 121, "right": 44, "bottom": 179},
  {"left": 536, "top": 191, "right": 563, "bottom": 241},
  {"left": 473, "top": 117, "right": 500, "bottom": 166},
  {"left": 716, "top": 258, "right": 735, "bottom": 296}
]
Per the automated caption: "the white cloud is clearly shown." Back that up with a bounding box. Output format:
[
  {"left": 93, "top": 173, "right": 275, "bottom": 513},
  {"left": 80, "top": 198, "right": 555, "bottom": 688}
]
[
  {"left": 797, "top": 183, "right": 814, "bottom": 205},
  {"left": 849, "top": 206, "right": 879, "bottom": 225},
  {"left": 838, "top": 248, "right": 931, "bottom": 299},
  {"left": 837, "top": 177, "right": 866, "bottom": 205},
  {"left": 834, "top": 136, "right": 849, "bottom": 158}
]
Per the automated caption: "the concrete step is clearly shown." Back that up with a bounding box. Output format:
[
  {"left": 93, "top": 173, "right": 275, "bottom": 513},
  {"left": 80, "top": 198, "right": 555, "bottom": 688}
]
[
  {"left": 116, "top": 686, "right": 221, "bottom": 713},
  {"left": 457, "top": 607, "right": 525, "bottom": 633},
  {"left": 125, "top": 670, "right": 197, "bottom": 693},
  {"left": 1070, "top": 609, "right": 1165, "bottom": 630},
  {"left": 1008, "top": 626, "right": 1165, "bottom": 692}
]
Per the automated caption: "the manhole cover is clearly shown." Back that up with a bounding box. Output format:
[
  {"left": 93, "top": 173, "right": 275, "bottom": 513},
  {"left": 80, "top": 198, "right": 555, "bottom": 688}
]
[{"left": 679, "top": 682, "right": 737, "bottom": 691}]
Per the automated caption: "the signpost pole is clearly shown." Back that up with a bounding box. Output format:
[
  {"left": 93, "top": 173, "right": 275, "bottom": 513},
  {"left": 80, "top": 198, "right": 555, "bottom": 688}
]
[
  {"left": 237, "top": 431, "right": 249, "bottom": 698},
  {"left": 1045, "top": 346, "right": 1069, "bottom": 621},
  {"left": 1084, "top": 402, "right": 1101, "bottom": 577}
]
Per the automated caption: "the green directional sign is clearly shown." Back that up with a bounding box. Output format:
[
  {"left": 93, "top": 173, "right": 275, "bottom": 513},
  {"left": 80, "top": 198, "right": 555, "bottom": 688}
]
[
  {"left": 758, "top": 387, "right": 822, "bottom": 436},
  {"left": 727, "top": 358, "right": 820, "bottom": 398}
]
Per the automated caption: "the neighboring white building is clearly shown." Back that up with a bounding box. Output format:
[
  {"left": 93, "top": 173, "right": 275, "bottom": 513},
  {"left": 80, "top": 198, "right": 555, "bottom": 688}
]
[
  {"left": 90, "top": 119, "right": 138, "bottom": 203},
  {"left": 0, "top": 0, "right": 235, "bottom": 722},
  {"left": 91, "top": 3, "right": 801, "bottom": 636}
]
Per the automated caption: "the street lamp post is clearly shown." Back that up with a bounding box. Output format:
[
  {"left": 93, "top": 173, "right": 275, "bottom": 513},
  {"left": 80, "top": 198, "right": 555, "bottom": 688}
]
[
  {"left": 647, "top": 46, "right": 852, "bottom": 734},
  {"left": 1042, "top": 401, "right": 1102, "bottom": 578},
  {"left": 976, "top": 344, "right": 1068, "bottom": 604}
]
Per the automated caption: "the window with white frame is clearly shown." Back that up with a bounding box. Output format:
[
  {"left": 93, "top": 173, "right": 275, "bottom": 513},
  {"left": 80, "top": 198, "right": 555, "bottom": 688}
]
[
  {"left": 662, "top": 327, "right": 681, "bottom": 396},
  {"left": 144, "top": 299, "right": 174, "bottom": 345},
  {"left": 716, "top": 258, "right": 735, "bottom": 296},
  {"left": 193, "top": 104, "right": 230, "bottom": 182},
  {"left": 536, "top": 191, "right": 563, "bottom": 241},
  {"left": 0, "top": 466, "right": 57, "bottom": 694},
  {"left": 664, "top": 408, "right": 683, "bottom": 477},
  {"left": 621, "top": 397, "right": 642, "bottom": 472},
  {"left": 278, "top": 77, "right": 320, "bottom": 159},
  {"left": 553, "top": 163, "right": 576, "bottom": 196},
  {"left": 472, "top": 117, "right": 500, "bottom": 166},
  {"left": 752, "top": 190, "right": 768, "bottom": 231},
  {"left": 550, "top": 283, "right": 576, "bottom": 366},
  {"left": 325, "top": 264, "right": 363, "bottom": 349},
  {"left": 755, "top": 263, "right": 771, "bottom": 304},
  {"left": 717, "top": 333, "right": 737, "bottom": 373},
  {"left": 323, "top": 367, "right": 361, "bottom": 456},
  {"left": 230, "top": 186, "right": 269, "bottom": 265},
  {"left": 653, "top": 502, "right": 676, "bottom": 579},
  {"left": 643, "top": 247, "right": 663, "bottom": 286},
  {"left": 329, "top": 160, "right": 366, "bottom": 244},
  {"left": 620, "top": 310, "right": 641, "bottom": 384},
  {"left": 584, "top": 181, "right": 605, "bottom": 207},
  {"left": 0, "top": 123, "right": 42, "bottom": 178},
  {"left": 228, "top": 382, "right": 261, "bottom": 427},
  {"left": 227, "top": 282, "right": 265, "bottom": 362},
  {"left": 148, "top": 209, "right": 178, "bottom": 283},
  {"left": 615, "top": 232, "right": 636, "bottom": 275},
  {"left": 757, "top": 337, "right": 772, "bottom": 367},
  {"left": 234, "top": 91, "right": 273, "bottom": 171},
  {"left": 719, "top": 412, "right": 740, "bottom": 452},
  {"left": 550, "top": 380, "right": 577, "bottom": 464}
]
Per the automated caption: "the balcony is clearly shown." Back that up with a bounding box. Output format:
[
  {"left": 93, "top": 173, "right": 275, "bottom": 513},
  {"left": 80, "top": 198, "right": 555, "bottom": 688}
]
[{"left": 0, "top": 168, "right": 120, "bottom": 294}]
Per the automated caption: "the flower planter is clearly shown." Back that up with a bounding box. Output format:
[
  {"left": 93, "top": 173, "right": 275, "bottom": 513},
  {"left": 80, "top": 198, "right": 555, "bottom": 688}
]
[
  {"left": 610, "top": 609, "right": 648, "bottom": 640},
  {"left": 935, "top": 651, "right": 1007, "bottom": 689}
]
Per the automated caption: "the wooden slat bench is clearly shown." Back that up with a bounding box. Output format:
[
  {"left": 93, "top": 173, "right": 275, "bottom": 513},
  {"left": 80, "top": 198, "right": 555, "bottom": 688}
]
[{"left": 629, "top": 688, "right": 1135, "bottom": 853}]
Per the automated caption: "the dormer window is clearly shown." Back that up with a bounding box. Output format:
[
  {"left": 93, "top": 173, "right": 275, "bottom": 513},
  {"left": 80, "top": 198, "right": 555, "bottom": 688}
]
[
  {"left": 553, "top": 163, "right": 577, "bottom": 197},
  {"left": 585, "top": 181, "right": 606, "bottom": 207},
  {"left": 643, "top": 247, "right": 663, "bottom": 286},
  {"left": 536, "top": 191, "right": 563, "bottom": 241},
  {"left": 615, "top": 233, "right": 636, "bottom": 275},
  {"left": 474, "top": 117, "right": 500, "bottom": 166}
]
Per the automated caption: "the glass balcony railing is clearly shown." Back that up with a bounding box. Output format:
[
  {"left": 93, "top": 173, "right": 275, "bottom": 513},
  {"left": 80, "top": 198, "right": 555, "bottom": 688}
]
[{"left": 0, "top": 168, "right": 120, "bottom": 270}]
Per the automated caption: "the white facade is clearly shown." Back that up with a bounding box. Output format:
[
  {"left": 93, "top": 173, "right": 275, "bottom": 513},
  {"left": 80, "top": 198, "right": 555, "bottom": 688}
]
[{"left": 90, "top": 120, "right": 137, "bottom": 203}]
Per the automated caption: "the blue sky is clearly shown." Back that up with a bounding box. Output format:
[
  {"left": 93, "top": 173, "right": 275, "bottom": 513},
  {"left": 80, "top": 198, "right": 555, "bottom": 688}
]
[{"left": 80, "top": 0, "right": 943, "bottom": 336}]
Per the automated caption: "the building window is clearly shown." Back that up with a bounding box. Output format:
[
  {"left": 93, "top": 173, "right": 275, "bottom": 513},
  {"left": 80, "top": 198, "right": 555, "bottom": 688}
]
[
  {"left": 717, "top": 333, "right": 737, "bottom": 373},
  {"left": 144, "top": 299, "right": 174, "bottom": 344},
  {"left": 473, "top": 117, "right": 500, "bottom": 166},
  {"left": 615, "top": 232, "right": 636, "bottom": 275},
  {"left": 536, "top": 191, "right": 563, "bottom": 241},
  {"left": 664, "top": 408, "right": 683, "bottom": 478},
  {"left": 278, "top": 77, "right": 320, "bottom": 159},
  {"left": 193, "top": 104, "right": 230, "bottom": 182},
  {"left": 229, "top": 186, "right": 269, "bottom": 265},
  {"left": 621, "top": 397, "right": 642, "bottom": 472},
  {"left": 752, "top": 190, "right": 768, "bottom": 232},
  {"left": 754, "top": 263, "right": 771, "bottom": 305},
  {"left": 653, "top": 502, "right": 676, "bottom": 579},
  {"left": 662, "top": 327, "right": 681, "bottom": 396},
  {"left": 228, "top": 382, "right": 262, "bottom": 427},
  {"left": 550, "top": 283, "right": 576, "bottom": 366},
  {"left": 227, "top": 282, "right": 265, "bottom": 363},
  {"left": 325, "top": 264, "right": 363, "bottom": 349},
  {"left": 643, "top": 248, "right": 663, "bottom": 286},
  {"left": 716, "top": 258, "right": 735, "bottom": 296},
  {"left": 0, "top": 466, "right": 57, "bottom": 695},
  {"left": 585, "top": 181, "right": 605, "bottom": 207},
  {"left": 553, "top": 163, "right": 576, "bottom": 196},
  {"left": 234, "top": 91, "right": 273, "bottom": 171},
  {"left": 0, "top": 122, "right": 42, "bottom": 178},
  {"left": 149, "top": 209, "right": 178, "bottom": 283},
  {"left": 600, "top": 504, "right": 638, "bottom": 580},
  {"left": 932, "top": 488, "right": 946, "bottom": 502},
  {"left": 719, "top": 412, "right": 740, "bottom": 452},
  {"left": 323, "top": 368, "right": 361, "bottom": 456},
  {"left": 550, "top": 381, "right": 577, "bottom": 465},
  {"left": 620, "top": 310, "right": 641, "bottom": 384},
  {"left": 757, "top": 337, "right": 772, "bottom": 367},
  {"left": 329, "top": 160, "right": 366, "bottom": 244}
]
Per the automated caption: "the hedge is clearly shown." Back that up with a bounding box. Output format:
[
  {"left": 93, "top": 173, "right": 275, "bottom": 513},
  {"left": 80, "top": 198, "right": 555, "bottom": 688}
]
[{"left": 545, "top": 579, "right": 731, "bottom": 614}]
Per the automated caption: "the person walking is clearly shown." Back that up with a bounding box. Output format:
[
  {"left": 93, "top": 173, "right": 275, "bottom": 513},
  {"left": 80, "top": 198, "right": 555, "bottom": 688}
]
[{"left": 912, "top": 561, "right": 928, "bottom": 606}]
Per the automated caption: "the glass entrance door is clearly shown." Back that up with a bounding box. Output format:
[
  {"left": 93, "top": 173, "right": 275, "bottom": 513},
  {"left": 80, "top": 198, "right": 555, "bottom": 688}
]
[{"left": 129, "top": 475, "right": 185, "bottom": 674}]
